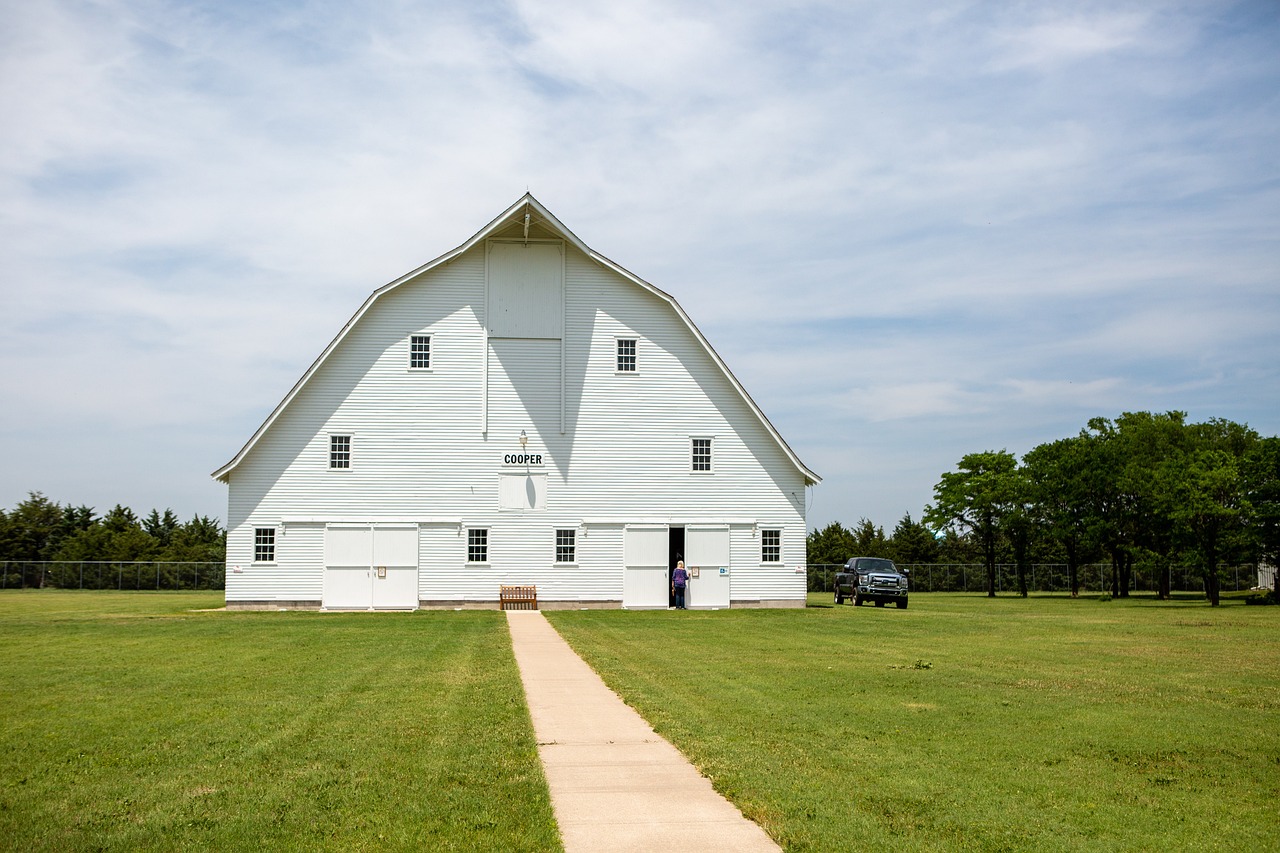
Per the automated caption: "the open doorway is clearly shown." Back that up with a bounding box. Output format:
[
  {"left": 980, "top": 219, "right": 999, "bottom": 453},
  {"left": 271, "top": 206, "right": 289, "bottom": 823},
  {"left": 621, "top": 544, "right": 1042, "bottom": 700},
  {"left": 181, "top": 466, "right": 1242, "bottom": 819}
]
[{"left": 668, "top": 526, "right": 685, "bottom": 608}]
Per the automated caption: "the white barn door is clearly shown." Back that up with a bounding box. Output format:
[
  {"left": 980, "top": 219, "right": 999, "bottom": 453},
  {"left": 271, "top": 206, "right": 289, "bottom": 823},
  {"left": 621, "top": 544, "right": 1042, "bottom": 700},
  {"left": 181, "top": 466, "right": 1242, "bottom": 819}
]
[
  {"left": 371, "top": 526, "right": 419, "bottom": 610},
  {"left": 686, "top": 526, "right": 730, "bottom": 609},
  {"left": 623, "top": 526, "right": 670, "bottom": 609},
  {"left": 324, "top": 526, "right": 373, "bottom": 609},
  {"left": 324, "top": 525, "right": 419, "bottom": 610}
]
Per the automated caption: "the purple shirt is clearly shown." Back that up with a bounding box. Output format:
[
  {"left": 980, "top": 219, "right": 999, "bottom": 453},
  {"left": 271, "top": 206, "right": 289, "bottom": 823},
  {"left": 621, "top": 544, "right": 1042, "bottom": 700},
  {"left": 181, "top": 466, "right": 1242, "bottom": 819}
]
[{"left": 673, "top": 567, "right": 689, "bottom": 587}]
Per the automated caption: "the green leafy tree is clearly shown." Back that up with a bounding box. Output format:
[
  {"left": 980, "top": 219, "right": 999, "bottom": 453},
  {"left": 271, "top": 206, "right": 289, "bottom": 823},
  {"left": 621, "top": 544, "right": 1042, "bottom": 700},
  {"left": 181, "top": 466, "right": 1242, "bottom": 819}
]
[
  {"left": 926, "top": 451, "right": 1019, "bottom": 597},
  {"left": 1244, "top": 437, "right": 1280, "bottom": 600},
  {"left": 1080, "top": 418, "right": 1146, "bottom": 598},
  {"left": 1004, "top": 467, "right": 1038, "bottom": 597},
  {"left": 1114, "top": 412, "right": 1192, "bottom": 600},
  {"left": 1023, "top": 437, "right": 1097, "bottom": 596},
  {"left": 1173, "top": 420, "right": 1259, "bottom": 606}
]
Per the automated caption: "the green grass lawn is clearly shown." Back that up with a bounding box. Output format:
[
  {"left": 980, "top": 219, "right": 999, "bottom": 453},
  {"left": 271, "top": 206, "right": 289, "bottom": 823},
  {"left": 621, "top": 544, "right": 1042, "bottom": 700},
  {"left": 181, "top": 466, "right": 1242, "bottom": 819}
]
[
  {"left": 0, "top": 592, "right": 559, "bottom": 852},
  {"left": 546, "top": 593, "right": 1280, "bottom": 852},
  {"left": 4, "top": 592, "right": 1276, "bottom": 852}
]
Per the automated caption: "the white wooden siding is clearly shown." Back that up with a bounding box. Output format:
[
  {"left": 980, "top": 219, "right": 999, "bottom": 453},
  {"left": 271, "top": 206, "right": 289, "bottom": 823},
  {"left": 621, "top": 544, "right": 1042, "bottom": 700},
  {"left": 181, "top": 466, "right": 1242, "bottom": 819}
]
[{"left": 224, "top": 235, "right": 809, "bottom": 606}]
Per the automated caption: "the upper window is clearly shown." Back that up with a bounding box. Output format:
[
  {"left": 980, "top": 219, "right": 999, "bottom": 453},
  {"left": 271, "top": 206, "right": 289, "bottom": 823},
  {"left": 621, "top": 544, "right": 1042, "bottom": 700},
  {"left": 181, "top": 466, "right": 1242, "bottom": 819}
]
[
  {"left": 556, "top": 528, "right": 576, "bottom": 564},
  {"left": 330, "top": 435, "right": 351, "bottom": 469},
  {"left": 467, "top": 528, "right": 489, "bottom": 564},
  {"left": 616, "top": 338, "right": 637, "bottom": 372},
  {"left": 410, "top": 334, "right": 431, "bottom": 369},
  {"left": 254, "top": 527, "right": 276, "bottom": 563},
  {"left": 691, "top": 437, "right": 713, "bottom": 473},
  {"left": 761, "top": 529, "right": 781, "bottom": 563}
]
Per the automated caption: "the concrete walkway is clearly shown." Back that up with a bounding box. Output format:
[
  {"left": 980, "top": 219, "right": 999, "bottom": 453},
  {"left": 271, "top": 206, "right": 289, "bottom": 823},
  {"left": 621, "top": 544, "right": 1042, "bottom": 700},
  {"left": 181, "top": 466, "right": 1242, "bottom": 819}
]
[{"left": 506, "top": 610, "right": 780, "bottom": 853}]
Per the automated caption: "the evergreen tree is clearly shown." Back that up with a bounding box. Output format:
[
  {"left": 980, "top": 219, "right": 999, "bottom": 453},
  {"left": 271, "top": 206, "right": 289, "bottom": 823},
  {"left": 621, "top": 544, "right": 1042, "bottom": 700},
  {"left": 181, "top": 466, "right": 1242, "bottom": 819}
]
[{"left": 888, "top": 513, "right": 939, "bottom": 565}]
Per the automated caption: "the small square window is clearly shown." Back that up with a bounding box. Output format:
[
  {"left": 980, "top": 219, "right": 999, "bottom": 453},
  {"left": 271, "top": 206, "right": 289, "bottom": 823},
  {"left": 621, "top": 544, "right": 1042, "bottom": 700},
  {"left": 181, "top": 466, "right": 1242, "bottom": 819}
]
[
  {"left": 691, "top": 437, "right": 712, "bottom": 472},
  {"left": 556, "top": 528, "right": 576, "bottom": 564},
  {"left": 467, "top": 528, "right": 488, "bottom": 564},
  {"left": 410, "top": 334, "right": 431, "bottom": 369},
  {"left": 761, "top": 529, "right": 781, "bottom": 563},
  {"left": 254, "top": 527, "right": 276, "bottom": 563},
  {"left": 330, "top": 435, "right": 351, "bottom": 469},
  {"left": 616, "top": 338, "right": 637, "bottom": 372}
]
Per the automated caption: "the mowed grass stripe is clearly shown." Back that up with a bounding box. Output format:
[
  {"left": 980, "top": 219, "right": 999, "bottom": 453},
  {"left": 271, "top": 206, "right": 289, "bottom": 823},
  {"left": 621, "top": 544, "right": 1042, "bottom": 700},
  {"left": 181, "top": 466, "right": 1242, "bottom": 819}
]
[
  {"left": 0, "top": 592, "right": 560, "bottom": 852},
  {"left": 546, "top": 594, "right": 1280, "bottom": 852}
]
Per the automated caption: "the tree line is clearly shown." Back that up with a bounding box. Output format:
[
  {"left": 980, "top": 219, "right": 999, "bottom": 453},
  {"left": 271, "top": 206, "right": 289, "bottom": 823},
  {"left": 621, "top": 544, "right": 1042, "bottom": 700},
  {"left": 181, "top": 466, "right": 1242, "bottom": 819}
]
[
  {"left": 0, "top": 492, "right": 226, "bottom": 566},
  {"left": 809, "top": 412, "right": 1280, "bottom": 605}
]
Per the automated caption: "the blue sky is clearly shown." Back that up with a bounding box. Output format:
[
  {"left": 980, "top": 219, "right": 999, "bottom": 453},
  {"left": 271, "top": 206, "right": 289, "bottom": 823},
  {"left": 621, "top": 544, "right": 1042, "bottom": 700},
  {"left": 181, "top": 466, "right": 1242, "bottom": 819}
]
[{"left": 2, "top": 0, "right": 1277, "bottom": 533}]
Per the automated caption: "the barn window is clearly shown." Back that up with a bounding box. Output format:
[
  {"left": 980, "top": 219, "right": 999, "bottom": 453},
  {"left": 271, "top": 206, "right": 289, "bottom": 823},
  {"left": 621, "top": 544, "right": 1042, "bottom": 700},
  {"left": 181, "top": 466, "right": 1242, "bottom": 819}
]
[
  {"left": 761, "top": 529, "right": 781, "bottom": 563},
  {"left": 329, "top": 435, "right": 351, "bottom": 469},
  {"left": 691, "top": 437, "right": 713, "bottom": 472},
  {"left": 616, "top": 338, "right": 637, "bottom": 372},
  {"left": 409, "top": 334, "right": 431, "bottom": 369},
  {"left": 467, "top": 528, "right": 489, "bottom": 564},
  {"left": 555, "top": 528, "right": 576, "bottom": 564},
  {"left": 254, "top": 527, "right": 276, "bottom": 563}
]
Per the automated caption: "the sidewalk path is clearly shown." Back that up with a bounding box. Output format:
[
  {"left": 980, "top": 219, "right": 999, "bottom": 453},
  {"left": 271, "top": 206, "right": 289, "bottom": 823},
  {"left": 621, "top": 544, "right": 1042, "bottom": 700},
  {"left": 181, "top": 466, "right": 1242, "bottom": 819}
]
[{"left": 506, "top": 610, "right": 780, "bottom": 853}]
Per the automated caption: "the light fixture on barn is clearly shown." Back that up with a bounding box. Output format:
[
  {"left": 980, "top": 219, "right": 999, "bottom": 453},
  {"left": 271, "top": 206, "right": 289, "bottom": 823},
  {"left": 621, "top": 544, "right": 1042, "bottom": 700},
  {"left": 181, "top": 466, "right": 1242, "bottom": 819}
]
[{"left": 519, "top": 430, "right": 528, "bottom": 449}]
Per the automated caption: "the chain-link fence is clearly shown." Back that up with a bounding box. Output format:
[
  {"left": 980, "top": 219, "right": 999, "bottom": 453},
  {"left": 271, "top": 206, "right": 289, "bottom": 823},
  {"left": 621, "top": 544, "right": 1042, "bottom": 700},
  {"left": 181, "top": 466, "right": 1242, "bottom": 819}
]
[
  {"left": 807, "top": 562, "right": 1260, "bottom": 595},
  {"left": 1, "top": 561, "right": 225, "bottom": 591}
]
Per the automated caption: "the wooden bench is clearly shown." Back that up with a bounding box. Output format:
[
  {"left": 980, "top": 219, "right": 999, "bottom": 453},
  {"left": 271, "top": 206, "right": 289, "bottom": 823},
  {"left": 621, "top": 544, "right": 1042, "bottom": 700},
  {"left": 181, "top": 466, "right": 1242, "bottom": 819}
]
[{"left": 500, "top": 585, "right": 538, "bottom": 611}]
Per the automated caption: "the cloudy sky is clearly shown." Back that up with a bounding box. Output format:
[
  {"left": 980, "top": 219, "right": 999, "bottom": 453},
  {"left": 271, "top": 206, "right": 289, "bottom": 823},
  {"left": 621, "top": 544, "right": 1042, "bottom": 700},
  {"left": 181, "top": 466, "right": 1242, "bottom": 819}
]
[{"left": 2, "top": 0, "right": 1277, "bottom": 533}]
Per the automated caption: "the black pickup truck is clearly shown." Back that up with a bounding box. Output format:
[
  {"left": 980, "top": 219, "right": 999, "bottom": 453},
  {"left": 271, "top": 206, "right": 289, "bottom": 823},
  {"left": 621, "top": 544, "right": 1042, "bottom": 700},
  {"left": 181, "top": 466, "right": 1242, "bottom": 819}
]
[{"left": 835, "top": 557, "right": 909, "bottom": 608}]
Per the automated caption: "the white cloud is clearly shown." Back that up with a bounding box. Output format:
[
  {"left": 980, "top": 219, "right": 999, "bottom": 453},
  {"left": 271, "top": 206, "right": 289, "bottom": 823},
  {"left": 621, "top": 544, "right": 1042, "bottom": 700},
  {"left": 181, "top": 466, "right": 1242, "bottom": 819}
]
[
  {"left": 989, "top": 11, "right": 1148, "bottom": 71},
  {"left": 0, "top": 0, "right": 1277, "bottom": 531},
  {"left": 840, "top": 381, "right": 982, "bottom": 422}
]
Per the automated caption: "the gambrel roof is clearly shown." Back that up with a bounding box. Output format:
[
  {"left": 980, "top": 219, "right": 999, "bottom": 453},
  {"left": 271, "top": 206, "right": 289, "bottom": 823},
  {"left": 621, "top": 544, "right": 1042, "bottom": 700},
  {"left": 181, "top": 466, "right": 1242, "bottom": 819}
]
[{"left": 213, "top": 193, "right": 820, "bottom": 485}]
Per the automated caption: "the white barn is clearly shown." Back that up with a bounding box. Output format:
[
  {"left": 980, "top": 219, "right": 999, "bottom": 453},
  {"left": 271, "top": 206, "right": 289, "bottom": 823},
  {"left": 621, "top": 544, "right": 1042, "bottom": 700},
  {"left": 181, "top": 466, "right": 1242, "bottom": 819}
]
[{"left": 213, "top": 194, "right": 820, "bottom": 610}]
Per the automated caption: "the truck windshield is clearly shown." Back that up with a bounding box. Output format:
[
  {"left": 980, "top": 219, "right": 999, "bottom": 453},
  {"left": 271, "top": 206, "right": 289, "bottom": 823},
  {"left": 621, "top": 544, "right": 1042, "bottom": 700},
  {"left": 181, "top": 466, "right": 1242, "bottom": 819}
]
[{"left": 856, "top": 559, "right": 896, "bottom": 573}]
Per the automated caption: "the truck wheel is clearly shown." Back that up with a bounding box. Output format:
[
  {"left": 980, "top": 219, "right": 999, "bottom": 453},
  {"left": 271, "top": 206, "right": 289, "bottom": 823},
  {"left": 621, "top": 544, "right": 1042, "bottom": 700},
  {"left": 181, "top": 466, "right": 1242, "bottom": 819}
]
[
  {"left": 835, "top": 589, "right": 844, "bottom": 605},
  {"left": 897, "top": 599, "right": 908, "bottom": 609},
  {"left": 853, "top": 594, "right": 862, "bottom": 606}
]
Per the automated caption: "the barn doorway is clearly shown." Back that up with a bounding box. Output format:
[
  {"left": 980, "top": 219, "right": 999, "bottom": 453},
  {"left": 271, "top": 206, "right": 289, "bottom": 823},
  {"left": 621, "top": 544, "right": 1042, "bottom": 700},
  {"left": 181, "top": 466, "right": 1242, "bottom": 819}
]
[{"left": 668, "top": 526, "right": 685, "bottom": 608}]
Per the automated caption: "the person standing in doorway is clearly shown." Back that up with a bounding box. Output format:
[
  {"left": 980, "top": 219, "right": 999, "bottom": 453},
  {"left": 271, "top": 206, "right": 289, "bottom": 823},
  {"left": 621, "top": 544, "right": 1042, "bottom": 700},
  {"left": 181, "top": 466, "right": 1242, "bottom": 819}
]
[{"left": 672, "top": 560, "right": 689, "bottom": 609}]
